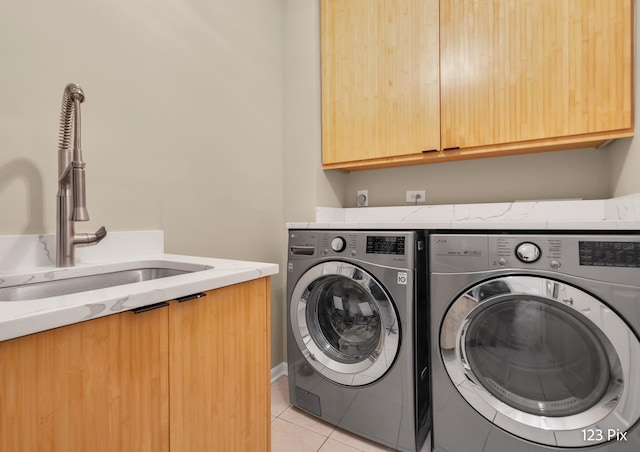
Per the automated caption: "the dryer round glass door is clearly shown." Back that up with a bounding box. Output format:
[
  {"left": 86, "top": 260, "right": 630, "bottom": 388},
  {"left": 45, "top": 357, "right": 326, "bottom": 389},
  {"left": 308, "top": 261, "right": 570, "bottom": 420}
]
[
  {"left": 290, "top": 261, "right": 400, "bottom": 386},
  {"left": 440, "top": 275, "right": 640, "bottom": 448}
]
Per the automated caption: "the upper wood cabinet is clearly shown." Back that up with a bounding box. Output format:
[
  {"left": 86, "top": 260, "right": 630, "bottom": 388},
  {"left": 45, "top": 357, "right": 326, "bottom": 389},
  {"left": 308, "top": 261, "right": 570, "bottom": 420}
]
[
  {"left": 321, "top": 0, "right": 634, "bottom": 171},
  {"left": 440, "top": 0, "right": 634, "bottom": 157},
  {"left": 321, "top": 0, "right": 440, "bottom": 169}
]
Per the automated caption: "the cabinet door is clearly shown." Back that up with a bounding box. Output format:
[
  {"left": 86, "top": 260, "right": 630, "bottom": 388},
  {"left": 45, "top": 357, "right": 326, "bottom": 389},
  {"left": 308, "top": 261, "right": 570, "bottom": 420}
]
[
  {"left": 0, "top": 308, "right": 169, "bottom": 452},
  {"left": 169, "top": 278, "right": 271, "bottom": 451},
  {"left": 321, "top": 0, "right": 440, "bottom": 170},
  {"left": 441, "top": 0, "right": 633, "bottom": 152}
]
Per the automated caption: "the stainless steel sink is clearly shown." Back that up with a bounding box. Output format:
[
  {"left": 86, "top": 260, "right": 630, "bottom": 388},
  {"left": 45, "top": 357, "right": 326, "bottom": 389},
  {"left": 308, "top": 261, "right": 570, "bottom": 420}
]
[{"left": 0, "top": 263, "right": 210, "bottom": 302}]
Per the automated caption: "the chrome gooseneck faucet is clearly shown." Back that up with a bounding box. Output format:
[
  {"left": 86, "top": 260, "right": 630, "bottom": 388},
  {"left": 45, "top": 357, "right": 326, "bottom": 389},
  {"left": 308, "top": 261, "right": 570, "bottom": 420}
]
[{"left": 56, "top": 83, "right": 107, "bottom": 267}]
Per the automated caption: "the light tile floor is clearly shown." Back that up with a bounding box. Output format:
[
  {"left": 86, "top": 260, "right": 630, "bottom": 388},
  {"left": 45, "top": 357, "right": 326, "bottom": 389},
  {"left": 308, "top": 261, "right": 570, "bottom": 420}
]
[{"left": 271, "top": 376, "right": 427, "bottom": 452}]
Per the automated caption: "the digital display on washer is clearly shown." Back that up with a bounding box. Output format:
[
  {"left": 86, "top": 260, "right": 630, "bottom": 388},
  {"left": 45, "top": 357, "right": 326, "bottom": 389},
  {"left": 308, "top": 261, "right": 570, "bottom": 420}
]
[
  {"left": 579, "top": 241, "right": 640, "bottom": 268},
  {"left": 366, "top": 236, "right": 405, "bottom": 255}
]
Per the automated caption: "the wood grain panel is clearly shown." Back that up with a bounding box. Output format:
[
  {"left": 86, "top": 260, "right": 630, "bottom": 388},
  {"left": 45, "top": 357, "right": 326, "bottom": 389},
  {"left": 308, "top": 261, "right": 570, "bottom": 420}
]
[
  {"left": 321, "top": 0, "right": 440, "bottom": 166},
  {"left": 440, "top": 0, "right": 634, "bottom": 150},
  {"left": 169, "top": 278, "right": 271, "bottom": 451},
  {"left": 0, "top": 309, "right": 169, "bottom": 452},
  {"left": 323, "top": 129, "right": 632, "bottom": 170}
]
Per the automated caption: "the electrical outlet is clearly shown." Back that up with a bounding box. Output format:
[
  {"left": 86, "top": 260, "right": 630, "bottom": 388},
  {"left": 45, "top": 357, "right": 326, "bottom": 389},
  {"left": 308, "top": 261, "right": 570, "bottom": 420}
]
[
  {"left": 357, "top": 190, "right": 368, "bottom": 207},
  {"left": 405, "top": 190, "right": 426, "bottom": 203}
]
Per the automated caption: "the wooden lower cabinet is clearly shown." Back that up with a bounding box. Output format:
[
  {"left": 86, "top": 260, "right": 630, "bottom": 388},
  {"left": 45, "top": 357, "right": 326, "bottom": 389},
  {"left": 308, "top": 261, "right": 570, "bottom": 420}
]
[
  {"left": 169, "top": 278, "right": 271, "bottom": 451},
  {"left": 0, "top": 304, "right": 170, "bottom": 452},
  {"left": 0, "top": 277, "right": 271, "bottom": 452}
]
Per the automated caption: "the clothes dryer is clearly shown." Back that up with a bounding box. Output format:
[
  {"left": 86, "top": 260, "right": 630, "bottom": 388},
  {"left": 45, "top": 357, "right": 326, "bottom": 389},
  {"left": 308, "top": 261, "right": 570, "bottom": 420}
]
[
  {"left": 287, "top": 230, "right": 429, "bottom": 451},
  {"left": 430, "top": 233, "right": 640, "bottom": 451}
]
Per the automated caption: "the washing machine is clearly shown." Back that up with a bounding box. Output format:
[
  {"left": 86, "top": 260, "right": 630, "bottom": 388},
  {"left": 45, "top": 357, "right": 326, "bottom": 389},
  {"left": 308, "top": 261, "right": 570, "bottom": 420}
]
[
  {"left": 429, "top": 233, "right": 640, "bottom": 452},
  {"left": 287, "top": 230, "right": 429, "bottom": 451}
]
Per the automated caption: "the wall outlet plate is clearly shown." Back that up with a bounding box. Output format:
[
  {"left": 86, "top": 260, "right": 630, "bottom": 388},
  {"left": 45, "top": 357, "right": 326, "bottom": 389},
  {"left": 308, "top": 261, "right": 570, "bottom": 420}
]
[
  {"left": 406, "top": 190, "right": 426, "bottom": 203},
  {"left": 357, "top": 190, "right": 368, "bottom": 207}
]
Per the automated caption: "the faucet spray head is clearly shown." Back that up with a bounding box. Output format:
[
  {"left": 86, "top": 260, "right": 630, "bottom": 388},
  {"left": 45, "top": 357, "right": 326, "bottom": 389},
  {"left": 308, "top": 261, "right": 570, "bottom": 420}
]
[
  {"left": 63, "top": 83, "right": 89, "bottom": 221},
  {"left": 65, "top": 83, "right": 85, "bottom": 102},
  {"left": 71, "top": 161, "right": 90, "bottom": 221}
]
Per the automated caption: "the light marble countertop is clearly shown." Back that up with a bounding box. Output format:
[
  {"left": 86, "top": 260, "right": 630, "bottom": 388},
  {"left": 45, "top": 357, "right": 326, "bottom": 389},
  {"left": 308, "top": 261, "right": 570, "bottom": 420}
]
[
  {"left": 287, "top": 194, "right": 640, "bottom": 231},
  {"left": 0, "top": 231, "right": 278, "bottom": 342}
]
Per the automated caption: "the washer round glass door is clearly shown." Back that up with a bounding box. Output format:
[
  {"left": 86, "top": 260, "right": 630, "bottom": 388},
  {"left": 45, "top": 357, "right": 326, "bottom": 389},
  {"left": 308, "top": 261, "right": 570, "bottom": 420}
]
[
  {"left": 290, "top": 261, "right": 400, "bottom": 386},
  {"left": 440, "top": 276, "right": 640, "bottom": 447}
]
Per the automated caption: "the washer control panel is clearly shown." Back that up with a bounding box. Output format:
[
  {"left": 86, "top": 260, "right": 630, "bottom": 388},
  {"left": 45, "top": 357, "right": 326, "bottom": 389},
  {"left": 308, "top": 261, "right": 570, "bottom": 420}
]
[
  {"left": 289, "top": 230, "right": 417, "bottom": 267},
  {"left": 366, "top": 235, "right": 406, "bottom": 255}
]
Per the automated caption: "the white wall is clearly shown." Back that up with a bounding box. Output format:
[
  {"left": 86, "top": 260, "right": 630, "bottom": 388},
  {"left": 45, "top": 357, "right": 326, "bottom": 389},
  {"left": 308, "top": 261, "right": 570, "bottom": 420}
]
[
  {"left": 608, "top": 1, "right": 640, "bottom": 197},
  {"left": 345, "top": 147, "right": 610, "bottom": 207},
  {"left": 282, "top": 0, "right": 346, "bottom": 363},
  {"left": 283, "top": 0, "right": 346, "bottom": 225},
  {"left": 610, "top": 138, "right": 640, "bottom": 197},
  {"left": 0, "top": 0, "right": 286, "bottom": 365}
]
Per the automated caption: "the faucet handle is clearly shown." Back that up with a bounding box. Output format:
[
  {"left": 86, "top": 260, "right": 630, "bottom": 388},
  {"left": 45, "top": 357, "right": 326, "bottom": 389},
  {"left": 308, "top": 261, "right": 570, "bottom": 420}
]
[
  {"left": 75, "top": 226, "right": 107, "bottom": 247},
  {"left": 95, "top": 226, "right": 107, "bottom": 241}
]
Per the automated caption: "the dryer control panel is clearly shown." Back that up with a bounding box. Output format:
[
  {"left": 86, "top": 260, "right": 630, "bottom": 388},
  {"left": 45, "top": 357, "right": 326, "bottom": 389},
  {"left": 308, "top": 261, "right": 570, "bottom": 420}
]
[
  {"left": 578, "top": 240, "right": 640, "bottom": 268},
  {"left": 493, "top": 236, "right": 563, "bottom": 270},
  {"left": 430, "top": 233, "right": 640, "bottom": 285}
]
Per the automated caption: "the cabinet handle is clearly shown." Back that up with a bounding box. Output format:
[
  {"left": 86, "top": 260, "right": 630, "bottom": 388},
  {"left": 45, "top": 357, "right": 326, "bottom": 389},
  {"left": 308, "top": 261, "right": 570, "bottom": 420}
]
[
  {"left": 421, "top": 149, "right": 438, "bottom": 153},
  {"left": 175, "top": 292, "right": 207, "bottom": 303},
  {"left": 443, "top": 146, "right": 460, "bottom": 151},
  {"left": 131, "top": 301, "right": 170, "bottom": 314}
]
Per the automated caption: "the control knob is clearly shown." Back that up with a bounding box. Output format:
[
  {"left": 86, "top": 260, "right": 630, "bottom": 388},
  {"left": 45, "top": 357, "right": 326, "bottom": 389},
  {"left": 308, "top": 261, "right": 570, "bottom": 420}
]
[
  {"left": 516, "top": 242, "right": 541, "bottom": 263},
  {"left": 331, "top": 237, "right": 347, "bottom": 252}
]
